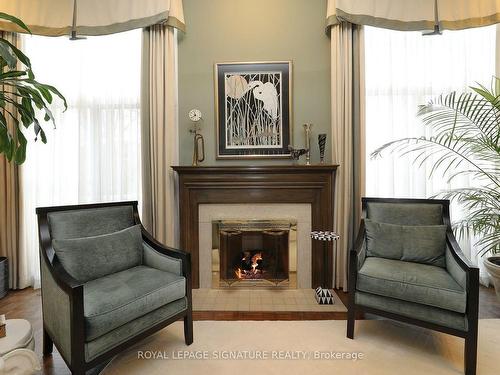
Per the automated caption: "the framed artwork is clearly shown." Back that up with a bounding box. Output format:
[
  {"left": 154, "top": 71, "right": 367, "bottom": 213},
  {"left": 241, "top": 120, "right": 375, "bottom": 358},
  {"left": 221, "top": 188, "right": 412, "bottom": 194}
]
[{"left": 214, "top": 61, "right": 292, "bottom": 159}]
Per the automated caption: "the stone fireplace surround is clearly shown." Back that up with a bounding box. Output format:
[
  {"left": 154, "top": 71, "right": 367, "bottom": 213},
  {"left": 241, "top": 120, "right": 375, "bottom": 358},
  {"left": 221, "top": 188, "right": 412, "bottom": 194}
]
[{"left": 198, "top": 204, "right": 312, "bottom": 288}]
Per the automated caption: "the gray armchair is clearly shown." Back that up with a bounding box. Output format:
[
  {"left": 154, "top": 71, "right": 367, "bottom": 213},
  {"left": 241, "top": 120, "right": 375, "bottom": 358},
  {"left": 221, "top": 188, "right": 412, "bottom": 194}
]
[
  {"left": 347, "top": 198, "right": 479, "bottom": 375},
  {"left": 37, "top": 201, "right": 192, "bottom": 375}
]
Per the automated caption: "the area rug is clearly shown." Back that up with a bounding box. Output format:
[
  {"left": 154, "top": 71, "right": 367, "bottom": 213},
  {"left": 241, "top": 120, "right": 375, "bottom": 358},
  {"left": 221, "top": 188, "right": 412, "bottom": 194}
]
[{"left": 102, "top": 319, "right": 499, "bottom": 375}]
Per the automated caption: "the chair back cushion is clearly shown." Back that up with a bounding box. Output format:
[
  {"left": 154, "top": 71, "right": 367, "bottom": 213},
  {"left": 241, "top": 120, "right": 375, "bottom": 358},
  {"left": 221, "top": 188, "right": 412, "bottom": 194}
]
[
  {"left": 52, "top": 225, "right": 143, "bottom": 282},
  {"left": 365, "top": 219, "right": 447, "bottom": 267},
  {"left": 366, "top": 202, "right": 443, "bottom": 225},
  {"left": 47, "top": 205, "right": 135, "bottom": 240}
]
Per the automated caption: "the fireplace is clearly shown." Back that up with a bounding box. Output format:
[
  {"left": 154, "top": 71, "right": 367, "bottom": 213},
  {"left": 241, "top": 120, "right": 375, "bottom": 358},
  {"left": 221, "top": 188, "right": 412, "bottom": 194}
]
[
  {"left": 212, "top": 220, "right": 297, "bottom": 288},
  {"left": 174, "top": 165, "right": 337, "bottom": 288}
]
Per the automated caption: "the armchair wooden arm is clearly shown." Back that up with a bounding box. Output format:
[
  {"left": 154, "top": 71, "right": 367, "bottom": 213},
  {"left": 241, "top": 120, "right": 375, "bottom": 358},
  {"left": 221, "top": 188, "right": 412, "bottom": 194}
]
[
  {"left": 446, "top": 230, "right": 476, "bottom": 271},
  {"left": 347, "top": 219, "right": 366, "bottom": 339}
]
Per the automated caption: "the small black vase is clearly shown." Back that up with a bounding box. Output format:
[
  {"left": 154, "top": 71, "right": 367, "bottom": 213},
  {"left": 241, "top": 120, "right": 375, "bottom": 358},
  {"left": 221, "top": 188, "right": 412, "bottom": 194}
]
[{"left": 318, "top": 134, "right": 327, "bottom": 164}]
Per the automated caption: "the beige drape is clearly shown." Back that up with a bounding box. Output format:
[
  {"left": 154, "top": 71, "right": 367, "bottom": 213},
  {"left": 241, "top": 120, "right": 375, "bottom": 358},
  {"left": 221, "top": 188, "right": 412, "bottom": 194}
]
[
  {"left": 141, "top": 25, "right": 179, "bottom": 248},
  {"left": 331, "top": 23, "right": 365, "bottom": 291},
  {"left": 0, "top": 32, "right": 22, "bottom": 289},
  {"left": 0, "top": 0, "right": 185, "bottom": 36},
  {"left": 327, "top": 0, "right": 500, "bottom": 31}
]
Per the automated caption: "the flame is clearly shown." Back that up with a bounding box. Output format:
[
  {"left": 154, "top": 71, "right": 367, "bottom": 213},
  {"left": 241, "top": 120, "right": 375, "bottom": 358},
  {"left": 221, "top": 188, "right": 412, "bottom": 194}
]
[
  {"left": 251, "top": 252, "right": 262, "bottom": 273},
  {"left": 235, "top": 252, "right": 263, "bottom": 279},
  {"left": 235, "top": 268, "right": 242, "bottom": 279}
]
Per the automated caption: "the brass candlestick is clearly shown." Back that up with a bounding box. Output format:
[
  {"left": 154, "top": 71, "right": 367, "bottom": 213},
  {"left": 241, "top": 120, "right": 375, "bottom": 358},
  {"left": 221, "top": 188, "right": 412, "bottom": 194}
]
[{"left": 303, "top": 123, "right": 313, "bottom": 165}]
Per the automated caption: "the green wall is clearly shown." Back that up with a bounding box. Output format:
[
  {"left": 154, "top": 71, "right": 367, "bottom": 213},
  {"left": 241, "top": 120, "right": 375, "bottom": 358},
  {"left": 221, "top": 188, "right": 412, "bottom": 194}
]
[{"left": 178, "top": 0, "right": 331, "bottom": 165}]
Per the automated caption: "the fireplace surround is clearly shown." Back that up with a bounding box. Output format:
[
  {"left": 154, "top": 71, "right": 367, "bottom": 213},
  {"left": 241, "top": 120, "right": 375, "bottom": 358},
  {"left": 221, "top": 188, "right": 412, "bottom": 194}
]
[{"left": 173, "top": 165, "right": 337, "bottom": 288}]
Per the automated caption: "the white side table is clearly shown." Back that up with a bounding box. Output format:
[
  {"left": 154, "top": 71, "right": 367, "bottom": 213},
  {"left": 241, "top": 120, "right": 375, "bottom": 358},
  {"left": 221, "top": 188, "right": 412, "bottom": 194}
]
[{"left": 0, "top": 319, "right": 40, "bottom": 375}]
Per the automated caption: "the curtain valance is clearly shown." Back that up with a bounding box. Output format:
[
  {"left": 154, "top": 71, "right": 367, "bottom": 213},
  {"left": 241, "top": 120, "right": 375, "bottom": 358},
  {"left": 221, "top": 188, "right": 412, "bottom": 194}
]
[
  {"left": 327, "top": 0, "right": 500, "bottom": 32},
  {"left": 0, "top": 0, "right": 185, "bottom": 36}
]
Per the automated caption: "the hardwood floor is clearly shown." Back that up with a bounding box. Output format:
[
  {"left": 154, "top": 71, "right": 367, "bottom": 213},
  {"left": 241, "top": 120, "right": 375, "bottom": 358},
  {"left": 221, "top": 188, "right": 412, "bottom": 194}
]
[{"left": 0, "top": 286, "right": 498, "bottom": 374}]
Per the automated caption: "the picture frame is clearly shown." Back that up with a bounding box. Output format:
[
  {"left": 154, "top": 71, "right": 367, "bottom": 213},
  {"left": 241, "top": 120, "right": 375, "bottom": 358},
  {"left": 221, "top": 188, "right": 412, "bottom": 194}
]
[{"left": 214, "top": 61, "right": 292, "bottom": 159}]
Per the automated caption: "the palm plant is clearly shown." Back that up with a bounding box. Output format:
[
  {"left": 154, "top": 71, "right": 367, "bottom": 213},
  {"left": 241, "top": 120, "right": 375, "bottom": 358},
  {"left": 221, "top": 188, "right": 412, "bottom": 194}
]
[
  {"left": 0, "top": 13, "right": 66, "bottom": 164},
  {"left": 371, "top": 77, "right": 500, "bottom": 257}
]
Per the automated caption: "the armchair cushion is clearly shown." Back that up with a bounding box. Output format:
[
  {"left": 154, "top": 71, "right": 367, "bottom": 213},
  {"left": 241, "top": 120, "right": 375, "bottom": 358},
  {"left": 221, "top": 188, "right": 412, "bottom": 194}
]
[
  {"left": 366, "top": 202, "right": 443, "bottom": 225},
  {"left": 52, "top": 225, "right": 143, "bottom": 282},
  {"left": 355, "top": 292, "right": 468, "bottom": 331},
  {"left": 47, "top": 205, "right": 135, "bottom": 240},
  {"left": 84, "top": 265, "right": 186, "bottom": 341},
  {"left": 357, "top": 257, "right": 466, "bottom": 313},
  {"left": 365, "top": 219, "right": 446, "bottom": 267}
]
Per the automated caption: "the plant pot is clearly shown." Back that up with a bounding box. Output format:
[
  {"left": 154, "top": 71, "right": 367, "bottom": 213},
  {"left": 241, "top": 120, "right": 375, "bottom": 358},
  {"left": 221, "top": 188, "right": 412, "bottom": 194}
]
[{"left": 484, "top": 256, "right": 500, "bottom": 301}]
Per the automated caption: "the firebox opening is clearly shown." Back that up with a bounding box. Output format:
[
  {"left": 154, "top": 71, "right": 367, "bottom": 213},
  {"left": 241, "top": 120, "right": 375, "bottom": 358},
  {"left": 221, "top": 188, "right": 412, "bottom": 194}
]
[{"left": 212, "top": 220, "right": 297, "bottom": 288}]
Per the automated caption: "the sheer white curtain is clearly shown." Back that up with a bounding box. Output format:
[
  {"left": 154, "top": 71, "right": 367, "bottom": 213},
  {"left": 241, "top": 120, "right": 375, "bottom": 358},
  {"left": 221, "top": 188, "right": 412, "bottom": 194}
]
[
  {"left": 19, "top": 30, "right": 142, "bottom": 288},
  {"left": 365, "top": 25, "right": 496, "bottom": 284}
]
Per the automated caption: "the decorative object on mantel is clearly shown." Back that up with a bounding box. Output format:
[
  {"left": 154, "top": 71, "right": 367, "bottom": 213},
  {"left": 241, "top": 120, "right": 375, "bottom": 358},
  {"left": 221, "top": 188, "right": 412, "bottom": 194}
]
[
  {"left": 303, "top": 123, "right": 313, "bottom": 165},
  {"left": 311, "top": 230, "right": 339, "bottom": 291},
  {"left": 287, "top": 146, "right": 308, "bottom": 163},
  {"left": 315, "top": 286, "right": 335, "bottom": 305},
  {"left": 318, "top": 134, "right": 327, "bottom": 164},
  {"left": 214, "top": 61, "right": 292, "bottom": 159},
  {"left": 188, "top": 109, "right": 205, "bottom": 166}
]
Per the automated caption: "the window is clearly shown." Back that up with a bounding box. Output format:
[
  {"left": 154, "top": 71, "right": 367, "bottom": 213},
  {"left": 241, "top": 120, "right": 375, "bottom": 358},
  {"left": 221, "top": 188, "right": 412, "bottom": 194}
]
[
  {"left": 364, "top": 25, "right": 496, "bottom": 281},
  {"left": 19, "top": 30, "right": 142, "bottom": 287}
]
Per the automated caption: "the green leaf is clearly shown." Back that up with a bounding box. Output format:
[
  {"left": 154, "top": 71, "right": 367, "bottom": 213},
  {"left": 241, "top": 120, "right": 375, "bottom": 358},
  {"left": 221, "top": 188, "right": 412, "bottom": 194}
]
[
  {"left": 33, "top": 83, "right": 53, "bottom": 104},
  {"left": 0, "top": 12, "right": 31, "bottom": 34},
  {"left": 0, "top": 42, "right": 16, "bottom": 68},
  {"left": 41, "top": 83, "right": 68, "bottom": 110},
  {"left": 0, "top": 39, "right": 31, "bottom": 68},
  {"left": 39, "top": 128, "right": 47, "bottom": 144},
  {"left": 0, "top": 70, "right": 26, "bottom": 79},
  {"left": 13, "top": 127, "right": 27, "bottom": 164}
]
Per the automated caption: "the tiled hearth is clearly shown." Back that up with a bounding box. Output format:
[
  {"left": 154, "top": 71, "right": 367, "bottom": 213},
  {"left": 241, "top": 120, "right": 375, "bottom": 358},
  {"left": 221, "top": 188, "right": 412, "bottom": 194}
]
[{"left": 192, "top": 288, "right": 346, "bottom": 312}]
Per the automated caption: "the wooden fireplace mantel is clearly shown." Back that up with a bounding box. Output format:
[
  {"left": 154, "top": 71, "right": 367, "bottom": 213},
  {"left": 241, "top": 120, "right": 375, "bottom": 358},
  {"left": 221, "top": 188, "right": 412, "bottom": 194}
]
[{"left": 172, "top": 165, "right": 338, "bottom": 289}]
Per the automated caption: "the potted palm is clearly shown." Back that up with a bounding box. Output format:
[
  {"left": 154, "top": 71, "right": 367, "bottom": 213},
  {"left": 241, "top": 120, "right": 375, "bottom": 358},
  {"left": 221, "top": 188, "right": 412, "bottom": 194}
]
[
  {"left": 371, "top": 77, "right": 500, "bottom": 299},
  {"left": 0, "top": 12, "right": 66, "bottom": 164}
]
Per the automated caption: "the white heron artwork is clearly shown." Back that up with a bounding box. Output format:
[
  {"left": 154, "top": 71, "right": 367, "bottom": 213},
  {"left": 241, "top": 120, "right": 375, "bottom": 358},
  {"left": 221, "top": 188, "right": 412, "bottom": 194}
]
[{"left": 224, "top": 72, "right": 282, "bottom": 149}]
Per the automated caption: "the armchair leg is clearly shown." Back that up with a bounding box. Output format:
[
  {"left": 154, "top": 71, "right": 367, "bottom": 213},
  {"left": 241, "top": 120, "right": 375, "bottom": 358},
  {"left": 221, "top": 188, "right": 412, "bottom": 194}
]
[
  {"left": 464, "top": 329, "right": 478, "bottom": 375},
  {"left": 347, "top": 307, "right": 355, "bottom": 339},
  {"left": 43, "top": 328, "right": 53, "bottom": 356},
  {"left": 184, "top": 312, "right": 193, "bottom": 345}
]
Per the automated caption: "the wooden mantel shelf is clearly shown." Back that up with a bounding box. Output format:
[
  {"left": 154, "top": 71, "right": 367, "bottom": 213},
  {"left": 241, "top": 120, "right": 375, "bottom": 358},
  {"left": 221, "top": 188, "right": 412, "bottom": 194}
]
[
  {"left": 173, "top": 165, "right": 338, "bottom": 289},
  {"left": 172, "top": 165, "right": 339, "bottom": 173}
]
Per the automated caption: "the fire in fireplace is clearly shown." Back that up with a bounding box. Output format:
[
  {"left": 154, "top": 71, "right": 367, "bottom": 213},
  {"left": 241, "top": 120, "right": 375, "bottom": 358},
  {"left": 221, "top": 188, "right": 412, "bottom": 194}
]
[
  {"left": 212, "top": 220, "right": 297, "bottom": 287},
  {"left": 236, "top": 250, "right": 264, "bottom": 279}
]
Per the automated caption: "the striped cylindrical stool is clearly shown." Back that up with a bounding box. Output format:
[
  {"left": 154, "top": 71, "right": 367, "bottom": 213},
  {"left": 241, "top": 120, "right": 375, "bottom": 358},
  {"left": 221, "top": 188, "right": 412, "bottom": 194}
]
[{"left": 310, "top": 231, "right": 339, "bottom": 304}]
